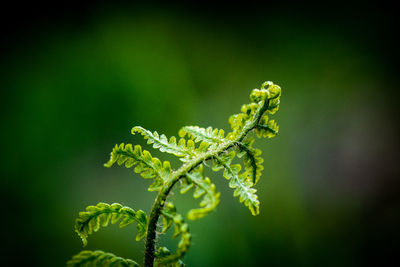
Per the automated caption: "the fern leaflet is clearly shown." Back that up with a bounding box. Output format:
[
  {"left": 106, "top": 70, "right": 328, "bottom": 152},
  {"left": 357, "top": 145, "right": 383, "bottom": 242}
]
[
  {"left": 75, "top": 202, "right": 148, "bottom": 245},
  {"left": 104, "top": 143, "right": 172, "bottom": 191},
  {"left": 67, "top": 250, "right": 139, "bottom": 267},
  {"left": 183, "top": 166, "right": 221, "bottom": 220},
  {"left": 236, "top": 138, "right": 264, "bottom": 184},
  {"left": 179, "top": 126, "right": 226, "bottom": 147},
  {"left": 214, "top": 153, "right": 260, "bottom": 215},
  {"left": 155, "top": 202, "right": 191, "bottom": 266},
  {"left": 132, "top": 126, "right": 198, "bottom": 161}
]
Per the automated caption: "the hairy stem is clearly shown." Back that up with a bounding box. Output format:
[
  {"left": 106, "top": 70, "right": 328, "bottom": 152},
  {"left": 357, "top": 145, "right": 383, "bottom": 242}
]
[{"left": 143, "top": 99, "right": 269, "bottom": 267}]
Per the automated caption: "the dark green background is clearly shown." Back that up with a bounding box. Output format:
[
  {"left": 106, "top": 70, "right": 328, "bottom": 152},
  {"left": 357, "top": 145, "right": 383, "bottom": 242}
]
[{"left": 1, "top": 2, "right": 398, "bottom": 267}]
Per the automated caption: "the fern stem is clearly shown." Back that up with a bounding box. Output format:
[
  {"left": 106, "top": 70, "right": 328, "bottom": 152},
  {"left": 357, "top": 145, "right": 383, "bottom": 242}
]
[{"left": 144, "top": 99, "right": 268, "bottom": 267}]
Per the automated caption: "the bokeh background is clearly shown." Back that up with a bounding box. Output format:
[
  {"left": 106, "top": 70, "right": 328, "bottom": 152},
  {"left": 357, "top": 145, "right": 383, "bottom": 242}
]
[{"left": 1, "top": 2, "right": 398, "bottom": 266}]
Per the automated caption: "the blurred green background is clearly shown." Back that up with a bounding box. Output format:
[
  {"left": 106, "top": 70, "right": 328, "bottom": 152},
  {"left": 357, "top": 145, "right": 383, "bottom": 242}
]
[{"left": 1, "top": 2, "right": 398, "bottom": 267}]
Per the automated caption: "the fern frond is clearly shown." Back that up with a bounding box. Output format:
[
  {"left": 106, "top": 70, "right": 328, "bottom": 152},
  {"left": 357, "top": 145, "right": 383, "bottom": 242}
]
[
  {"left": 156, "top": 202, "right": 191, "bottom": 266},
  {"left": 179, "top": 126, "right": 226, "bottom": 147},
  {"left": 184, "top": 166, "right": 221, "bottom": 220},
  {"left": 215, "top": 155, "right": 260, "bottom": 215},
  {"left": 258, "top": 81, "right": 281, "bottom": 114},
  {"left": 79, "top": 81, "right": 283, "bottom": 267},
  {"left": 67, "top": 250, "right": 139, "bottom": 267},
  {"left": 155, "top": 247, "right": 184, "bottom": 267},
  {"left": 104, "top": 143, "right": 172, "bottom": 191},
  {"left": 227, "top": 112, "right": 251, "bottom": 139},
  {"left": 250, "top": 81, "right": 281, "bottom": 109},
  {"left": 236, "top": 138, "right": 264, "bottom": 184},
  {"left": 228, "top": 81, "right": 281, "bottom": 139},
  {"left": 255, "top": 119, "right": 279, "bottom": 138},
  {"left": 212, "top": 150, "right": 236, "bottom": 171},
  {"left": 132, "top": 126, "right": 198, "bottom": 162},
  {"left": 75, "top": 202, "right": 148, "bottom": 246}
]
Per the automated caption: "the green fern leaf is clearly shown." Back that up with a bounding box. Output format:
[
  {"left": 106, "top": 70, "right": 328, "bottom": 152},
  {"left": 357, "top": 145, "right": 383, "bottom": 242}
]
[
  {"left": 160, "top": 202, "right": 176, "bottom": 234},
  {"left": 104, "top": 143, "right": 172, "bottom": 191},
  {"left": 74, "top": 202, "right": 148, "bottom": 245},
  {"left": 236, "top": 138, "right": 264, "bottom": 184},
  {"left": 148, "top": 176, "right": 164, "bottom": 192},
  {"left": 155, "top": 247, "right": 184, "bottom": 267},
  {"left": 179, "top": 126, "right": 226, "bottom": 147},
  {"left": 184, "top": 166, "right": 221, "bottom": 220},
  {"left": 259, "top": 81, "right": 281, "bottom": 114},
  {"left": 215, "top": 155, "right": 260, "bottom": 215},
  {"left": 227, "top": 81, "right": 281, "bottom": 140},
  {"left": 227, "top": 112, "right": 250, "bottom": 138},
  {"left": 155, "top": 247, "right": 184, "bottom": 266},
  {"left": 67, "top": 250, "right": 139, "bottom": 267},
  {"left": 212, "top": 150, "right": 236, "bottom": 171},
  {"left": 250, "top": 81, "right": 281, "bottom": 107},
  {"left": 132, "top": 126, "right": 198, "bottom": 162},
  {"left": 157, "top": 202, "right": 191, "bottom": 266},
  {"left": 255, "top": 118, "right": 279, "bottom": 138},
  {"left": 179, "top": 177, "right": 194, "bottom": 194}
]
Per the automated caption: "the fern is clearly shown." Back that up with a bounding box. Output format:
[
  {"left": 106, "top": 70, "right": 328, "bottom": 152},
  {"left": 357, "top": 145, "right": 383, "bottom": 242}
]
[
  {"left": 179, "top": 126, "right": 225, "bottom": 147},
  {"left": 155, "top": 202, "right": 191, "bottom": 266},
  {"left": 132, "top": 126, "right": 199, "bottom": 161},
  {"left": 74, "top": 202, "right": 148, "bottom": 246},
  {"left": 104, "top": 143, "right": 172, "bottom": 192},
  {"left": 67, "top": 250, "right": 139, "bottom": 267},
  {"left": 184, "top": 166, "right": 221, "bottom": 220},
  {"left": 214, "top": 153, "right": 260, "bottom": 215},
  {"left": 237, "top": 137, "right": 264, "bottom": 184},
  {"left": 69, "top": 81, "right": 282, "bottom": 266}
]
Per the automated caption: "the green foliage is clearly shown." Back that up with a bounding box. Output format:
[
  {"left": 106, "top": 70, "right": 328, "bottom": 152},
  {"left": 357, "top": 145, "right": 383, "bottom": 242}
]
[
  {"left": 155, "top": 202, "right": 191, "bottom": 266},
  {"left": 67, "top": 250, "right": 139, "bottom": 267},
  {"left": 69, "top": 81, "right": 281, "bottom": 266},
  {"left": 179, "top": 126, "right": 225, "bottom": 148},
  {"left": 214, "top": 152, "right": 260, "bottom": 215},
  {"left": 104, "top": 143, "right": 172, "bottom": 192},
  {"left": 75, "top": 202, "right": 148, "bottom": 246},
  {"left": 132, "top": 126, "right": 198, "bottom": 162},
  {"left": 237, "top": 137, "right": 264, "bottom": 184},
  {"left": 184, "top": 166, "right": 221, "bottom": 220}
]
